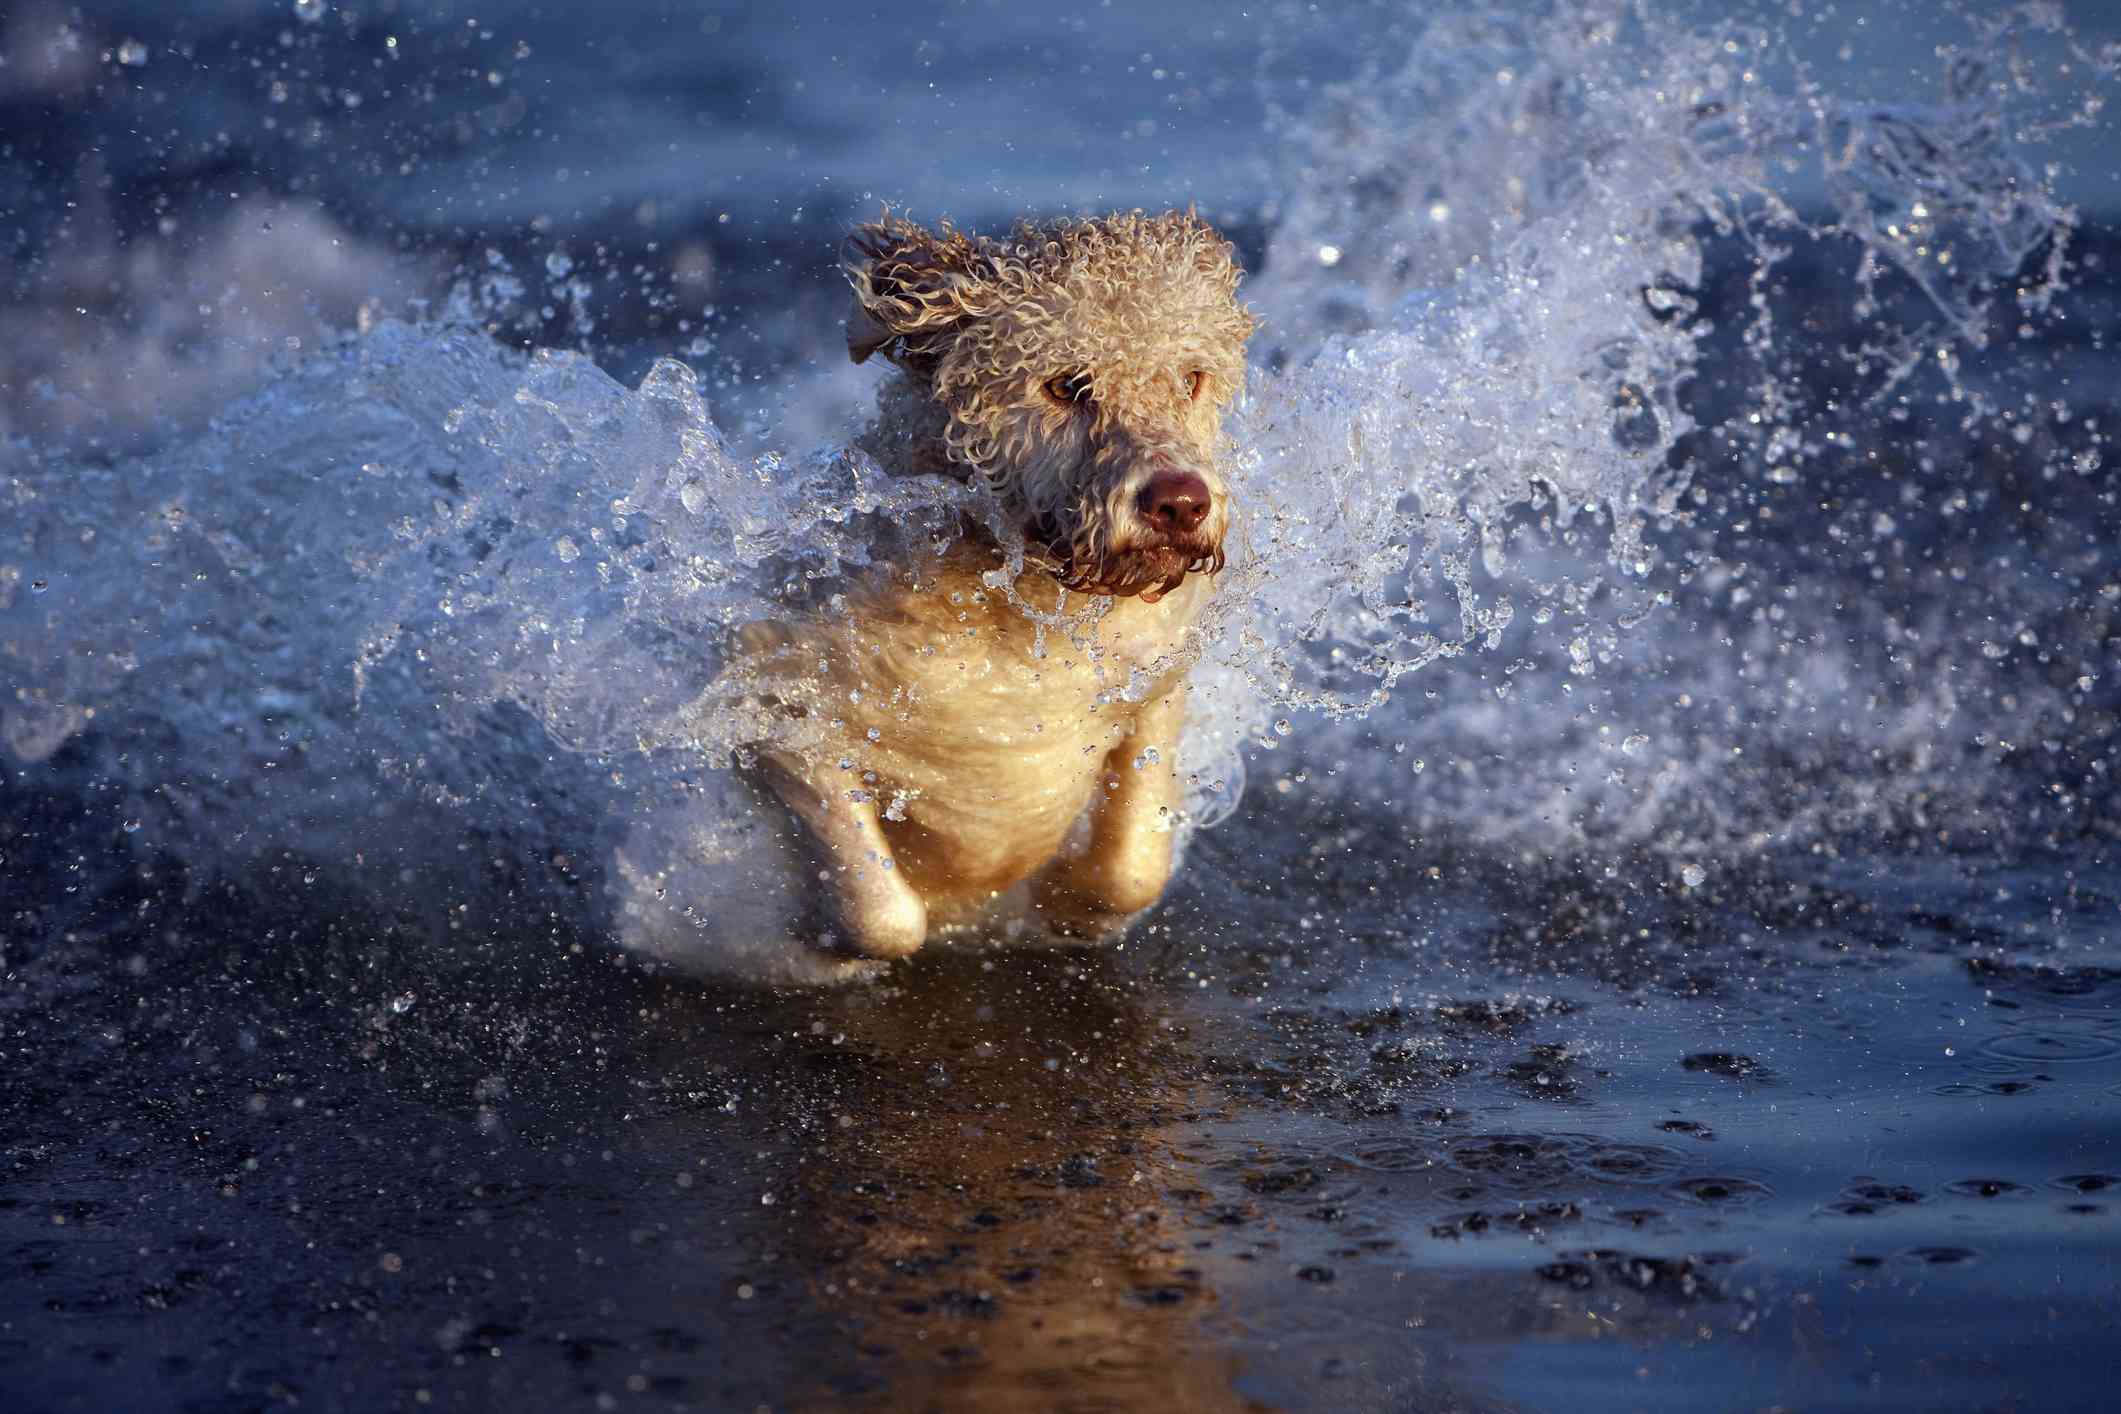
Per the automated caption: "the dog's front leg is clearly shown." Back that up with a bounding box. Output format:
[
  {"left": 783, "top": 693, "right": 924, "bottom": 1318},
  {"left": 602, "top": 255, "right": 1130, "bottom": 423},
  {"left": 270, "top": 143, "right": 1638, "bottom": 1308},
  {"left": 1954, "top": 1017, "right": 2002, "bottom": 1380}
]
[
  {"left": 757, "top": 755, "right": 929, "bottom": 959},
  {"left": 1033, "top": 685, "right": 1187, "bottom": 938}
]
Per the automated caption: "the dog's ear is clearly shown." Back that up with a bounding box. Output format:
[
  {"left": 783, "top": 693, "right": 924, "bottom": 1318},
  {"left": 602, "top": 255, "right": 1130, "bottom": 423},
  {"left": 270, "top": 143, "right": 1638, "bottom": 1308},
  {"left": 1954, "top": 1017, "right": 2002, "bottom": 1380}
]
[
  {"left": 844, "top": 298, "right": 897, "bottom": 366},
  {"left": 842, "top": 216, "right": 1001, "bottom": 366}
]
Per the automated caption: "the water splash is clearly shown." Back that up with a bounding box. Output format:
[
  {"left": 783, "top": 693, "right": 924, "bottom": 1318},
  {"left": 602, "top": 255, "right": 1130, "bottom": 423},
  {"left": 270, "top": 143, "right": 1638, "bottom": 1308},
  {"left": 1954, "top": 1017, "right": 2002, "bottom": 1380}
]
[
  {"left": 1214, "top": 2, "right": 2083, "bottom": 713},
  {"left": 1177, "top": 0, "right": 2110, "bottom": 853},
  {"left": 1, "top": 1, "right": 2111, "bottom": 974}
]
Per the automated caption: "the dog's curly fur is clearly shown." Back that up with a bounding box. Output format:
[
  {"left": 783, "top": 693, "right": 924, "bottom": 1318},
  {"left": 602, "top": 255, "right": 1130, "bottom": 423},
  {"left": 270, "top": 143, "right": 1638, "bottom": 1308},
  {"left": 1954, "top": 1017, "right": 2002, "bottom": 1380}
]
[
  {"left": 712, "top": 209, "right": 1255, "bottom": 973},
  {"left": 847, "top": 210, "right": 1254, "bottom": 599}
]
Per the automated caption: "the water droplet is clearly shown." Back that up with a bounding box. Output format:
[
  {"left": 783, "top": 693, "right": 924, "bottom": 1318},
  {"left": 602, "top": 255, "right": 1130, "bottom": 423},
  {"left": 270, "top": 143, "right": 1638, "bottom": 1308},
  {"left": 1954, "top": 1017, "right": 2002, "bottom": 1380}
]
[
  {"left": 544, "top": 250, "right": 573, "bottom": 279},
  {"left": 116, "top": 39, "right": 149, "bottom": 66},
  {"left": 293, "top": 0, "right": 326, "bottom": 22},
  {"left": 389, "top": 992, "right": 417, "bottom": 1014},
  {"left": 678, "top": 482, "right": 708, "bottom": 515},
  {"left": 553, "top": 536, "right": 580, "bottom": 563},
  {"left": 122, "top": 818, "right": 141, "bottom": 833},
  {"left": 1679, "top": 863, "right": 1707, "bottom": 888},
  {"left": 1621, "top": 734, "right": 1649, "bottom": 755}
]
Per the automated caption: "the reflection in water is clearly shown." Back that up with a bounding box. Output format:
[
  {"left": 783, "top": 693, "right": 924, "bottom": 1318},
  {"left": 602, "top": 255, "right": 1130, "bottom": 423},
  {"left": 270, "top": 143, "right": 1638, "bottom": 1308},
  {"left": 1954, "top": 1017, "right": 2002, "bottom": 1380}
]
[
  {"left": 765, "top": 947, "right": 1262, "bottom": 1411},
  {"left": 6, "top": 806, "right": 2115, "bottom": 1410}
]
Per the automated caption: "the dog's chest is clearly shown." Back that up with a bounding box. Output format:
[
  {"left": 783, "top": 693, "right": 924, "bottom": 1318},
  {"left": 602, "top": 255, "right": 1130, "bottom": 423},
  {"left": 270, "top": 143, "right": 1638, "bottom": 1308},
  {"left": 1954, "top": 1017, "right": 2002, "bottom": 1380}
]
[{"left": 823, "top": 564, "right": 1200, "bottom": 839}]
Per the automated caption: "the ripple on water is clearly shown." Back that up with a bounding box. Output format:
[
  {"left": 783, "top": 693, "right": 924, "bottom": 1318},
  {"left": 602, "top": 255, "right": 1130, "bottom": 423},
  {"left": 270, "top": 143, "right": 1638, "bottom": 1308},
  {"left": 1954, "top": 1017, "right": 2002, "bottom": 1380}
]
[
  {"left": 1665, "top": 1175, "right": 1774, "bottom": 1208},
  {"left": 1944, "top": 1178, "right": 2032, "bottom": 1200},
  {"left": 1679, "top": 1053, "right": 1771, "bottom": 1081},
  {"left": 1965, "top": 961, "right": 2121, "bottom": 1014},
  {"left": 1237, "top": 1158, "right": 1355, "bottom": 1203},
  {"left": 1976, "top": 1028, "right": 2121, "bottom": 1064},
  {"left": 1429, "top": 1199, "right": 1585, "bottom": 1241},
  {"left": 2053, "top": 1174, "right": 2116, "bottom": 1196},
  {"left": 1331, "top": 1138, "right": 1439, "bottom": 1173},
  {"left": 1934, "top": 1077, "right": 2046, "bottom": 1098},
  {"left": 1537, "top": 1249, "right": 1742, "bottom": 1302},
  {"left": 1964, "top": 1056, "right": 2042, "bottom": 1076},
  {"left": 1441, "top": 1134, "right": 1685, "bottom": 1190},
  {"left": 1581, "top": 1142, "right": 1685, "bottom": 1182},
  {"left": 1898, "top": 1245, "right": 1980, "bottom": 1267},
  {"left": 1445, "top": 1135, "right": 1578, "bottom": 1184},
  {"left": 1820, "top": 1181, "right": 1927, "bottom": 1217}
]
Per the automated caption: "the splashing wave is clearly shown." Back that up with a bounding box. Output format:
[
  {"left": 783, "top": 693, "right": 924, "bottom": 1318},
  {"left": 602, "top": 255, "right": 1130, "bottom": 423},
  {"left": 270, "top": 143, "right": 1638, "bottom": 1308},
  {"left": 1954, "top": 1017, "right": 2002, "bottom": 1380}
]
[{"left": 2, "top": 2, "right": 2110, "bottom": 973}]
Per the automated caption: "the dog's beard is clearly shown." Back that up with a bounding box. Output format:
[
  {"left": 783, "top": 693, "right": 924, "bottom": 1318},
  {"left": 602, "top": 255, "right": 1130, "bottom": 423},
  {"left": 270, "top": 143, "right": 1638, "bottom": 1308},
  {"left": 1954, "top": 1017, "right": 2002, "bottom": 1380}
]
[
  {"left": 1057, "top": 543, "right": 1223, "bottom": 603},
  {"left": 1018, "top": 476, "right": 1226, "bottom": 603}
]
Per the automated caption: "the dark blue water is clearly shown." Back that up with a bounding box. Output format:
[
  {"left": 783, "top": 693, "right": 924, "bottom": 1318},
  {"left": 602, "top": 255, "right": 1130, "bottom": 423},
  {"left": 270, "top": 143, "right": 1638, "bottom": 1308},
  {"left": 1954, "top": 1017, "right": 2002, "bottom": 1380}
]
[{"left": 3, "top": 2, "right": 2118, "bottom": 1410}]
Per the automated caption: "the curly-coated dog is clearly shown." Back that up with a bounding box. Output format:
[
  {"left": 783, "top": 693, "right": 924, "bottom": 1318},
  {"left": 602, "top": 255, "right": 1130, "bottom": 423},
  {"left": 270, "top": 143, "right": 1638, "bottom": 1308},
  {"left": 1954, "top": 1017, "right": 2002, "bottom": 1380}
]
[{"left": 619, "top": 209, "right": 1254, "bottom": 981}]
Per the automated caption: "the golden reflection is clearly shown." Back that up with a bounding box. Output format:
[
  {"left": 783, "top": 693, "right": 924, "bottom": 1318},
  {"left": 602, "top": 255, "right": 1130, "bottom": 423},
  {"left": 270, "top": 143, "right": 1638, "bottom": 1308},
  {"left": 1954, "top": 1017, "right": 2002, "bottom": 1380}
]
[{"left": 770, "top": 946, "right": 1264, "bottom": 1413}]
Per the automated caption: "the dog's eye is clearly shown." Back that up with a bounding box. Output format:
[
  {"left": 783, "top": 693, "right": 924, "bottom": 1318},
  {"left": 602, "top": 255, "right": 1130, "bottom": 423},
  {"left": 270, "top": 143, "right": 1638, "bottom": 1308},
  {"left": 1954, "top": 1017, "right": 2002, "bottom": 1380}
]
[
  {"left": 1046, "top": 373, "right": 1092, "bottom": 406},
  {"left": 1183, "top": 370, "right": 1207, "bottom": 401}
]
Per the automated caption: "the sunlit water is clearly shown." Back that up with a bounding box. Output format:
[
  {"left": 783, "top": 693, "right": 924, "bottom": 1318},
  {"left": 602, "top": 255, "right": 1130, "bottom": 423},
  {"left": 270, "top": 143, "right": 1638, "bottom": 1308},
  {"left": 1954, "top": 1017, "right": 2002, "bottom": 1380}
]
[{"left": 2, "top": 1, "right": 2116, "bottom": 1409}]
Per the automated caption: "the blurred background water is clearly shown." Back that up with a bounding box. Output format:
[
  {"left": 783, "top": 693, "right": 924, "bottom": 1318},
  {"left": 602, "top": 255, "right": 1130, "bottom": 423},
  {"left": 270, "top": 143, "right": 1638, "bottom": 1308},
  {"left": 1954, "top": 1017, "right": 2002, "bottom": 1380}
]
[{"left": 2, "top": 2, "right": 2117, "bottom": 1410}]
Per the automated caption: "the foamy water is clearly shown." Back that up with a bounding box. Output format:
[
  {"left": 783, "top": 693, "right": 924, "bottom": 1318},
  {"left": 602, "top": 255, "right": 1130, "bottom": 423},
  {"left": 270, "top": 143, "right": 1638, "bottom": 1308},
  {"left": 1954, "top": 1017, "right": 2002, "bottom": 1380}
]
[{"left": 1, "top": 2, "right": 2112, "bottom": 974}]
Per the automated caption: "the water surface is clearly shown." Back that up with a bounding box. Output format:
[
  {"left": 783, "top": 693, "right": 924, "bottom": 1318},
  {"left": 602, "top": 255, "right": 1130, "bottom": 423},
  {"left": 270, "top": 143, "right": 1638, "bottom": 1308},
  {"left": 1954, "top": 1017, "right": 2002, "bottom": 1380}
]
[{"left": 2, "top": 1, "right": 2117, "bottom": 1409}]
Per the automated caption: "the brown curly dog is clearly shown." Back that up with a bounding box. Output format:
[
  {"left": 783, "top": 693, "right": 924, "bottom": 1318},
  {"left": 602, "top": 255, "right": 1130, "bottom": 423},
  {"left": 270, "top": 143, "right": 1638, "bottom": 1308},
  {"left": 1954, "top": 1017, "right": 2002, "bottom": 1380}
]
[{"left": 734, "top": 209, "right": 1256, "bottom": 963}]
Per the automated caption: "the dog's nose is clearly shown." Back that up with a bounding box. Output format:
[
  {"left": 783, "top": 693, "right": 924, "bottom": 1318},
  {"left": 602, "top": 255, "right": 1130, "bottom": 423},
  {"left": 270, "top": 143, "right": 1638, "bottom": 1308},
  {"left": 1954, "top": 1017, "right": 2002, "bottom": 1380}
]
[{"left": 1137, "top": 469, "right": 1212, "bottom": 535}]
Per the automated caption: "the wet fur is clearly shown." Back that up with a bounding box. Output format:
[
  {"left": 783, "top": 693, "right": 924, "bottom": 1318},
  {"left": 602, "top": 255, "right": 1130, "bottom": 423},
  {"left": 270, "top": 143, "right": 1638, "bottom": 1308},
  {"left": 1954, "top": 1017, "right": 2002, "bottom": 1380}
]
[
  {"left": 846, "top": 210, "right": 1253, "bottom": 598},
  {"left": 623, "top": 210, "right": 1254, "bottom": 980}
]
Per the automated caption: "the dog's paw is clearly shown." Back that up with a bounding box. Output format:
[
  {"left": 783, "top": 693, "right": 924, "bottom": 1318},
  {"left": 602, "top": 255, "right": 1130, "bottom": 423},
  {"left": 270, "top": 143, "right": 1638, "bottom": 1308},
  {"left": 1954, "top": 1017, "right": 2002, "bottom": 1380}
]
[
  {"left": 1031, "top": 899, "right": 1136, "bottom": 945},
  {"left": 812, "top": 875, "right": 929, "bottom": 961},
  {"left": 1030, "top": 863, "right": 1160, "bottom": 944}
]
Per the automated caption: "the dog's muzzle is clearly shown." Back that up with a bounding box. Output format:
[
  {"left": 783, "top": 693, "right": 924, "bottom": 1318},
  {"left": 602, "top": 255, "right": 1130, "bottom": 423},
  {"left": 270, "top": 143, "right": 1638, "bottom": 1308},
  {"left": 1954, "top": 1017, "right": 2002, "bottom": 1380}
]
[{"left": 1055, "top": 463, "right": 1225, "bottom": 603}]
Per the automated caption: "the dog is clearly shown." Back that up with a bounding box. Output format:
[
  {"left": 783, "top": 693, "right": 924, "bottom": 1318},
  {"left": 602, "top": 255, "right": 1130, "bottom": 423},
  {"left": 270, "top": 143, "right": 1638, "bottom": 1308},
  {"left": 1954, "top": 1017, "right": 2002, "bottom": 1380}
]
[{"left": 618, "top": 210, "right": 1254, "bottom": 980}]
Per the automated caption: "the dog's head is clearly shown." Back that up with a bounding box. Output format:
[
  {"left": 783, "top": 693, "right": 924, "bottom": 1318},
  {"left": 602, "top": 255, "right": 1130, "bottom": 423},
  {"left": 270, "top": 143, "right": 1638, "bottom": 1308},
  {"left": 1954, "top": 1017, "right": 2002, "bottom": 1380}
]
[{"left": 844, "top": 210, "right": 1254, "bottom": 602}]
